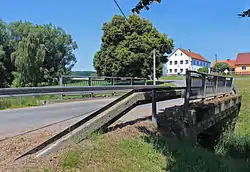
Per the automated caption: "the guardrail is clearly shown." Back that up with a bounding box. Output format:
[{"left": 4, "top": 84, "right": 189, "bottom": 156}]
[{"left": 0, "top": 85, "right": 165, "bottom": 98}]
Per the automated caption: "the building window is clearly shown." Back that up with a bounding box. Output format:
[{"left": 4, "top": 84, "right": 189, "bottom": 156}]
[
  {"left": 174, "top": 61, "right": 178, "bottom": 65},
  {"left": 175, "top": 54, "right": 177, "bottom": 56},
  {"left": 180, "top": 60, "right": 183, "bottom": 64},
  {"left": 169, "top": 69, "right": 172, "bottom": 73},
  {"left": 242, "top": 66, "right": 247, "bottom": 70},
  {"left": 192, "top": 60, "right": 195, "bottom": 65},
  {"left": 169, "top": 61, "right": 172, "bottom": 65},
  {"left": 181, "top": 53, "right": 183, "bottom": 56},
  {"left": 175, "top": 69, "right": 178, "bottom": 73},
  {"left": 186, "top": 68, "right": 188, "bottom": 71},
  {"left": 180, "top": 69, "right": 183, "bottom": 73},
  {"left": 185, "top": 60, "right": 189, "bottom": 64}
]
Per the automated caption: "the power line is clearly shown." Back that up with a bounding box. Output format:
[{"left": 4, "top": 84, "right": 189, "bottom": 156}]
[{"left": 113, "top": 0, "right": 128, "bottom": 22}]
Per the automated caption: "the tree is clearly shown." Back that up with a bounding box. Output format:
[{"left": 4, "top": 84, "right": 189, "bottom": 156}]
[
  {"left": 212, "top": 62, "right": 232, "bottom": 73},
  {"left": 93, "top": 15, "right": 174, "bottom": 78},
  {"left": 11, "top": 27, "right": 46, "bottom": 87},
  {"left": 0, "top": 19, "right": 14, "bottom": 88},
  {"left": 132, "top": 0, "right": 161, "bottom": 14},
  {"left": 9, "top": 21, "right": 78, "bottom": 87},
  {"left": 198, "top": 66, "right": 209, "bottom": 73},
  {"left": 132, "top": 0, "right": 249, "bottom": 17}
]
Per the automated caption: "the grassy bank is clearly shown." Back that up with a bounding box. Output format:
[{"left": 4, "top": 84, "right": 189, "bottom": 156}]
[{"left": 24, "top": 119, "right": 250, "bottom": 172}]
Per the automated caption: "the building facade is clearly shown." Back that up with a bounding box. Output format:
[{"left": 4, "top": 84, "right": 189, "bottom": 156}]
[
  {"left": 235, "top": 53, "right": 250, "bottom": 74},
  {"left": 165, "top": 48, "right": 210, "bottom": 75}
]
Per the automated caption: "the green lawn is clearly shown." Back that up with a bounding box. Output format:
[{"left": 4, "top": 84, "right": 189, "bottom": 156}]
[{"left": 160, "top": 75, "right": 185, "bottom": 80}]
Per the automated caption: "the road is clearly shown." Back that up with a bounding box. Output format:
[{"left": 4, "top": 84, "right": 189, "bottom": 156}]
[{"left": 0, "top": 98, "right": 183, "bottom": 139}]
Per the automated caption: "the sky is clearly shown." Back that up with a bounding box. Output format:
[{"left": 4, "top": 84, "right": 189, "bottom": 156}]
[{"left": 1, "top": 0, "right": 250, "bottom": 71}]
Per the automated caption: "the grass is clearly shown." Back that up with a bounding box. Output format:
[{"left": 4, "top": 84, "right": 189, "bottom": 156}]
[
  {"left": 160, "top": 75, "right": 185, "bottom": 80},
  {"left": 56, "top": 134, "right": 166, "bottom": 172},
  {"left": 0, "top": 93, "right": 122, "bottom": 110}
]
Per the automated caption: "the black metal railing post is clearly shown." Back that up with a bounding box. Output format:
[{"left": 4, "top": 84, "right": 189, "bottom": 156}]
[
  {"left": 184, "top": 71, "right": 191, "bottom": 121},
  {"left": 152, "top": 89, "right": 157, "bottom": 126},
  {"left": 202, "top": 75, "right": 206, "bottom": 100}
]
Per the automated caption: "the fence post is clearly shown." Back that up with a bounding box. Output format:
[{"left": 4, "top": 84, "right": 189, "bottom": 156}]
[
  {"left": 202, "top": 75, "right": 206, "bottom": 100},
  {"left": 130, "top": 78, "right": 133, "bottom": 86},
  {"left": 20, "top": 96, "right": 22, "bottom": 105},
  {"left": 215, "top": 76, "right": 218, "bottom": 96},
  {"left": 144, "top": 79, "right": 147, "bottom": 86},
  {"left": 112, "top": 78, "right": 115, "bottom": 86},
  {"left": 152, "top": 89, "right": 157, "bottom": 126},
  {"left": 88, "top": 77, "right": 92, "bottom": 86},
  {"left": 60, "top": 76, "right": 63, "bottom": 100},
  {"left": 224, "top": 77, "right": 227, "bottom": 94},
  {"left": 184, "top": 71, "right": 191, "bottom": 121}
]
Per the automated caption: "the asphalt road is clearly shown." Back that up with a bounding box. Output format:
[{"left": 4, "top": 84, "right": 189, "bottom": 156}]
[{"left": 0, "top": 98, "right": 183, "bottom": 139}]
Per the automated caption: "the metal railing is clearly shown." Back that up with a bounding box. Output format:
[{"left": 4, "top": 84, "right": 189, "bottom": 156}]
[
  {"left": 186, "top": 70, "right": 234, "bottom": 100},
  {"left": 60, "top": 75, "right": 147, "bottom": 87},
  {"left": 184, "top": 70, "right": 234, "bottom": 117}
]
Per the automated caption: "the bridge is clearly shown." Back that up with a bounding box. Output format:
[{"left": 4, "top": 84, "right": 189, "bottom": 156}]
[{"left": 0, "top": 71, "right": 242, "bottom": 160}]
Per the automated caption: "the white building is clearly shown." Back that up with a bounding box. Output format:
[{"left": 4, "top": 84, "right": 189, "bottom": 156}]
[{"left": 165, "top": 48, "right": 211, "bottom": 75}]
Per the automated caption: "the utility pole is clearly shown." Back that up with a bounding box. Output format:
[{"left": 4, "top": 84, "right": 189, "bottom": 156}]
[
  {"left": 152, "top": 48, "right": 157, "bottom": 126},
  {"left": 153, "top": 48, "right": 156, "bottom": 86},
  {"left": 215, "top": 53, "right": 218, "bottom": 64}
]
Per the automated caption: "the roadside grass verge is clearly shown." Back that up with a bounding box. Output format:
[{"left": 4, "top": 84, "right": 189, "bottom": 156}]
[
  {"left": 0, "top": 93, "right": 119, "bottom": 110},
  {"left": 160, "top": 75, "right": 185, "bottom": 80}
]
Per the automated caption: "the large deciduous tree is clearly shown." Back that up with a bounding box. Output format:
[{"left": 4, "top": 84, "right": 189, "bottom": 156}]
[
  {"left": 93, "top": 15, "right": 173, "bottom": 78},
  {"left": 9, "top": 21, "right": 78, "bottom": 87},
  {"left": 0, "top": 19, "right": 14, "bottom": 88}
]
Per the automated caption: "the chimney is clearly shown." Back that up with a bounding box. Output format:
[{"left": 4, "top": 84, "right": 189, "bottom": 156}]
[
  {"left": 188, "top": 49, "right": 191, "bottom": 52},
  {"left": 227, "top": 59, "right": 230, "bottom": 61}
]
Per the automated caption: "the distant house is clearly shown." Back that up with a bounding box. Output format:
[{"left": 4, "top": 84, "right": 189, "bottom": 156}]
[
  {"left": 235, "top": 53, "right": 250, "bottom": 74},
  {"left": 165, "top": 48, "right": 210, "bottom": 75},
  {"left": 211, "top": 59, "right": 236, "bottom": 71}
]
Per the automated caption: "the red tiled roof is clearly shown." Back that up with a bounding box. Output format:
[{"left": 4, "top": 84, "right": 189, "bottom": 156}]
[
  {"left": 236, "top": 53, "right": 250, "bottom": 65},
  {"left": 211, "top": 59, "right": 236, "bottom": 68},
  {"left": 179, "top": 48, "right": 210, "bottom": 63}
]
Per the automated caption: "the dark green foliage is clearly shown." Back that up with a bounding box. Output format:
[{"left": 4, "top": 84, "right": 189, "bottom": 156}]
[
  {"left": 94, "top": 15, "right": 173, "bottom": 79},
  {"left": 133, "top": 0, "right": 250, "bottom": 18},
  {"left": 132, "top": 0, "right": 161, "bottom": 14},
  {"left": 239, "top": 9, "right": 250, "bottom": 17},
  {"left": 198, "top": 66, "right": 209, "bottom": 73},
  {"left": 212, "top": 62, "right": 232, "bottom": 73},
  {"left": 0, "top": 19, "right": 14, "bottom": 88},
  {"left": 0, "top": 20, "right": 78, "bottom": 87}
]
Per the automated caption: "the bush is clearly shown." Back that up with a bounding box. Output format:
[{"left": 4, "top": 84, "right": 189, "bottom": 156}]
[{"left": 198, "top": 67, "right": 209, "bottom": 73}]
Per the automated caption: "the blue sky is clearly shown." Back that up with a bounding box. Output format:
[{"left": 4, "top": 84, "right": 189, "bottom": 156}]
[{"left": 1, "top": 0, "right": 250, "bottom": 71}]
